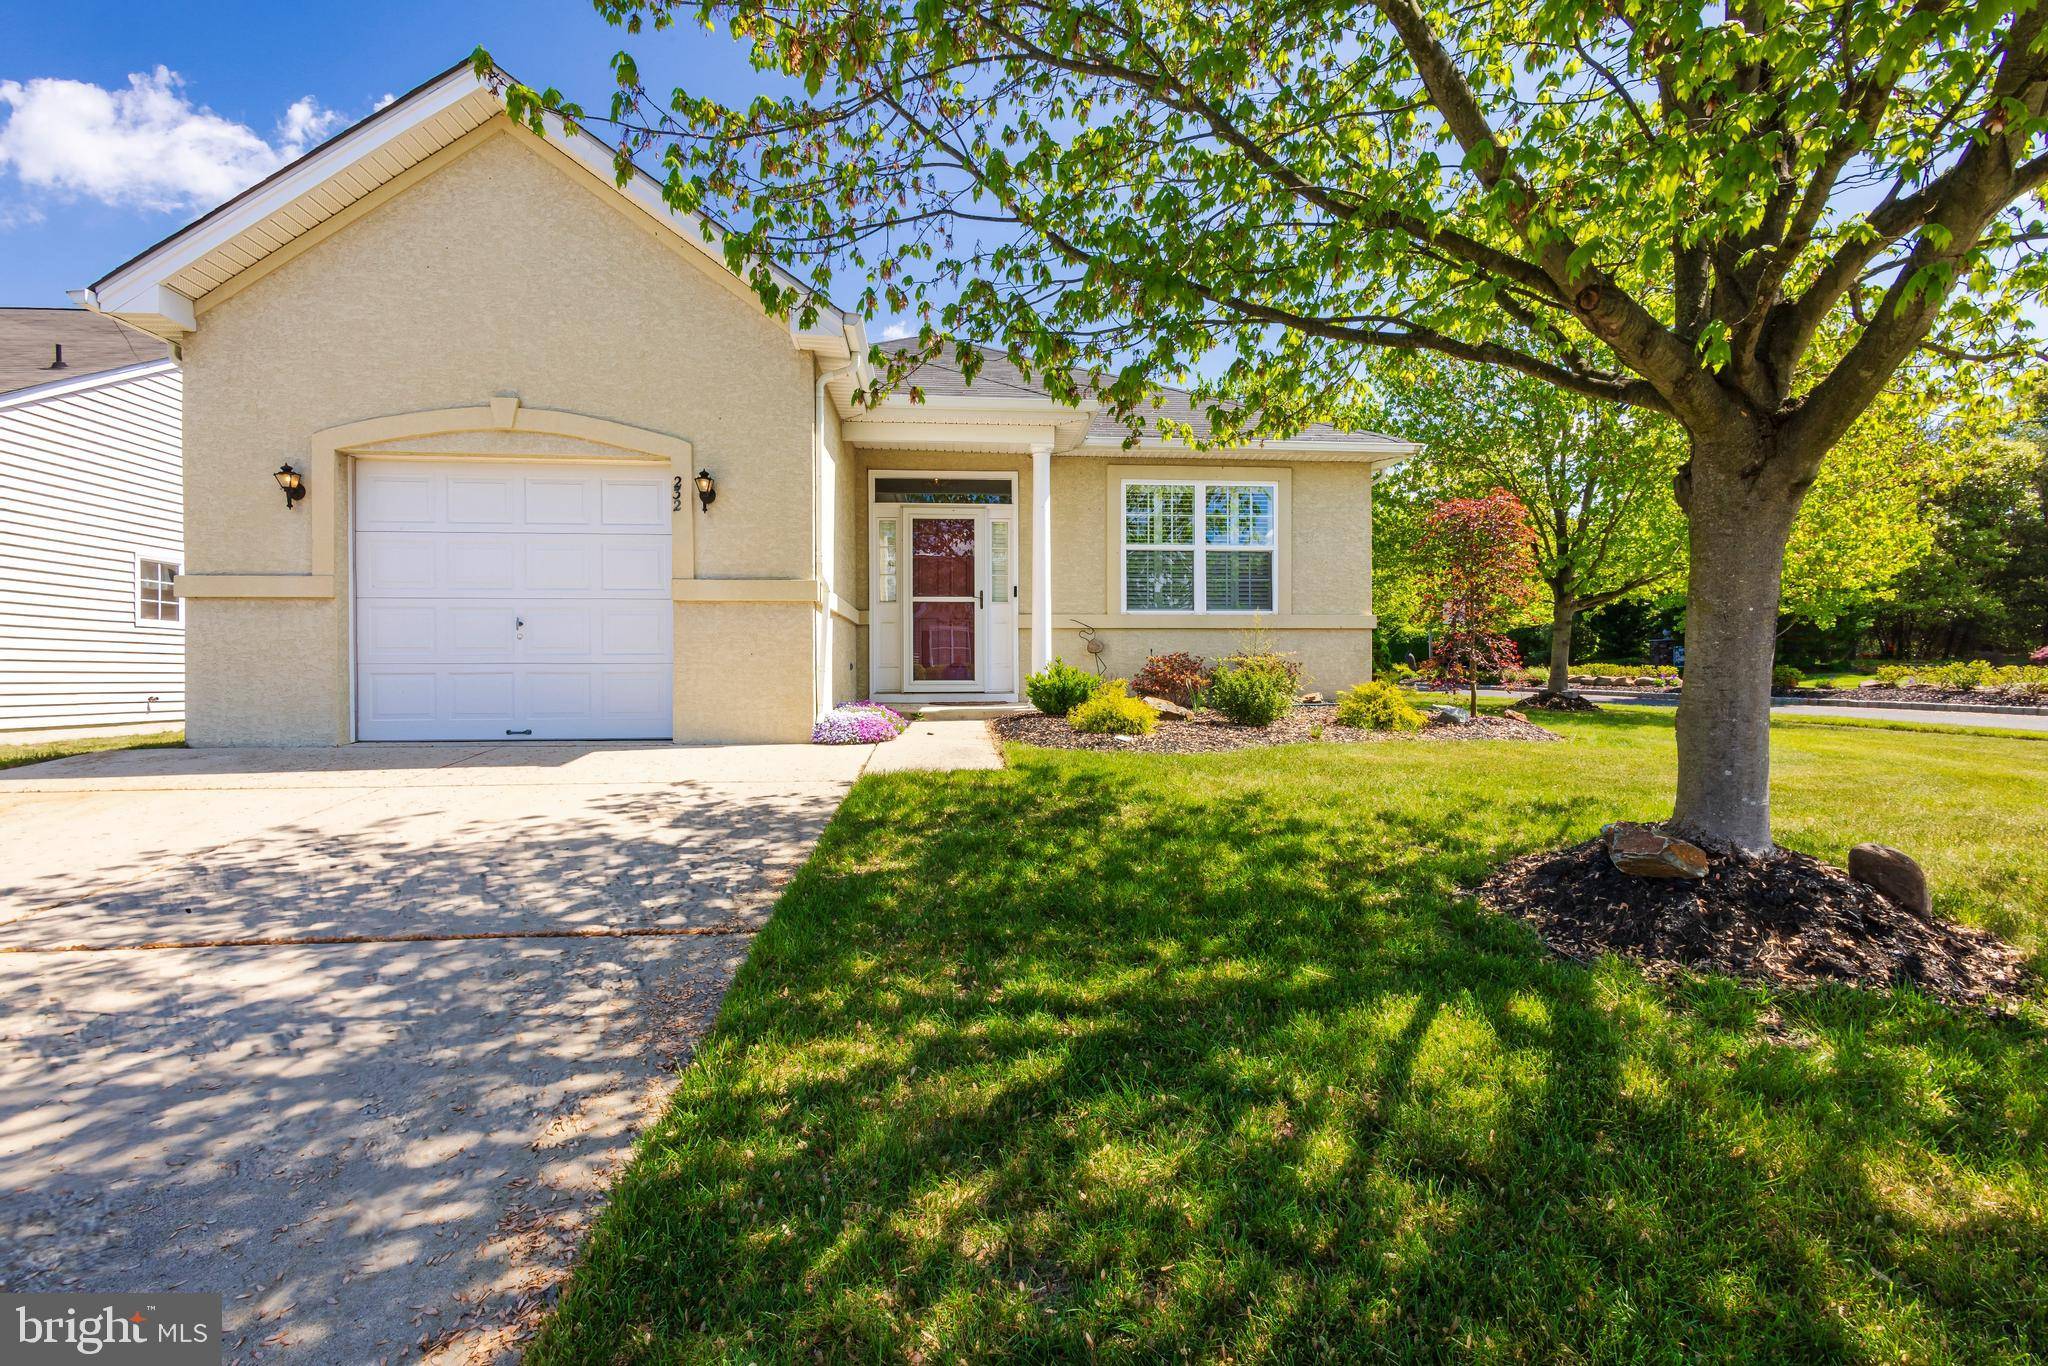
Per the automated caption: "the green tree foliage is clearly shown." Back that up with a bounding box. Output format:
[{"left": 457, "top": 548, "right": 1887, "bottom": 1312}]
[
  {"left": 488, "top": 0, "right": 2048, "bottom": 849},
  {"left": 1878, "top": 419, "right": 2048, "bottom": 657},
  {"left": 1371, "top": 360, "right": 1684, "bottom": 693}
]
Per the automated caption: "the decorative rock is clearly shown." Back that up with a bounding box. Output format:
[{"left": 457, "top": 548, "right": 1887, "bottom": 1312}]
[
  {"left": 1848, "top": 843, "right": 1931, "bottom": 914},
  {"left": 1602, "top": 822, "right": 1710, "bottom": 880},
  {"left": 1140, "top": 694, "right": 1191, "bottom": 719},
  {"left": 1299, "top": 691, "right": 1324, "bottom": 704},
  {"left": 1630, "top": 675, "right": 1659, "bottom": 687},
  {"left": 1859, "top": 679, "right": 1885, "bottom": 689},
  {"left": 1427, "top": 704, "right": 1471, "bottom": 724}
]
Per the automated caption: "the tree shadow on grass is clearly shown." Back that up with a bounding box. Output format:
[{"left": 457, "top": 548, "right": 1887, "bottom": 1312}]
[{"left": 531, "top": 754, "right": 2048, "bottom": 1363}]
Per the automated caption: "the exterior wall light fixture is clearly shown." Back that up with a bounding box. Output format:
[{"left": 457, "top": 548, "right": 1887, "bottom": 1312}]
[
  {"left": 274, "top": 464, "right": 307, "bottom": 509},
  {"left": 694, "top": 469, "right": 717, "bottom": 512}
]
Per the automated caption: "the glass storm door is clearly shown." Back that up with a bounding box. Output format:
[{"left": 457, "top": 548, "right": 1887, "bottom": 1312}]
[{"left": 906, "top": 512, "right": 982, "bottom": 690}]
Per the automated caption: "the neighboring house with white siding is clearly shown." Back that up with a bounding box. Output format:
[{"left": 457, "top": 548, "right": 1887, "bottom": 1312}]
[{"left": 0, "top": 308, "right": 182, "bottom": 740}]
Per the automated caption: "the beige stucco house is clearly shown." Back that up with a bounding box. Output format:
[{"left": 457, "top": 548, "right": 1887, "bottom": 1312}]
[{"left": 74, "top": 62, "right": 1417, "bottom": 746}]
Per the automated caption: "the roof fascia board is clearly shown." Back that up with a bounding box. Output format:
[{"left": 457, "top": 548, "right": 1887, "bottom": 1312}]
[
  {"left": 842, "top": 419, "right": 1064, "bottom": 450},
  {"left": 862, "top": 392, "right": 1101, "bottom": 418},
  {"left": 0, "top": 357, "right": 179, "bottom": 413}
]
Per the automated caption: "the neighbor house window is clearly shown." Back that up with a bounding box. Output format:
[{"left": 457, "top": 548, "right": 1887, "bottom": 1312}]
[
  {"left": 137, "top": 556, "right": 180, "bottom": 625},
  {"left": 1123, "top": 480, "right": 1275, "bottom": 613}
]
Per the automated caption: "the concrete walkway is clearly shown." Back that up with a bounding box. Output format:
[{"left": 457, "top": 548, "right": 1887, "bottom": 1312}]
[
  {"left": 0, "top": 736, "right": 969, "bottom": 1362},
  {"left": 866, "top": 714, "right": 1006, "bottom": 772}
]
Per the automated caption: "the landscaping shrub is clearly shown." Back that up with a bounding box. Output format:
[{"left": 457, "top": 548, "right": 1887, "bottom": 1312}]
[
  {"left": 1219, "top": 647, "right": 1304, "bottom": 690},
  {"left": 1207, "top": 658, "right": 1295, "bottom": 726},
  {"left": 1771, "top": 664, "right": 1805, "bottom": 692},
  {"left": 1067, "top": 680, "right": 1157, "bottom": 735},
  {"left": 1025, "top": 658, "right": 1104, "bottom": 716},
  {"left": 2034, "top": 644, "right": 2048, "bottom": 664},
  {"left": 1132, "top": 651, "right": 1210, "bottom": 708},
  {"left": 811, "top": 702, "right": 910, "bottom": 744},
  {"left": 1334, "top": 680, "right": 1425, "bottom": 732},
  {"left": 1567, "top": 661, "right": 1678, "bottom": 682},
  {"left": 1875, "top": 664, "right": 1913, "bottom": 685}
]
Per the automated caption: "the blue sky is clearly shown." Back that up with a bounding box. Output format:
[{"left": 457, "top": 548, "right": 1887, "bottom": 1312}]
[{"left": 0, "top": 1, "right": 771, "bottom": 304}]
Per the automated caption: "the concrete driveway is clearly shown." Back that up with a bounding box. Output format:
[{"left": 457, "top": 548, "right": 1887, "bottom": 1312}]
[{"left": 0, "top": 740, "right": 874, "bottom": 1361}]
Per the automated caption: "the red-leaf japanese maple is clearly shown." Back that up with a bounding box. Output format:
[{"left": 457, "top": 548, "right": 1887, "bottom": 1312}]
[{"left": 1415, "top": 491, "right": 1540, "bottom": 717}]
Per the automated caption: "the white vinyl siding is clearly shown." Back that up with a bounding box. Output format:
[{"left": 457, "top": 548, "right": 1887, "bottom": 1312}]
[
  {"left": 1122, "top": 478, "right": 1276, "bottom": 614},
  {"left": 0, "top": 363, "right": 184, "bottom": 734}
]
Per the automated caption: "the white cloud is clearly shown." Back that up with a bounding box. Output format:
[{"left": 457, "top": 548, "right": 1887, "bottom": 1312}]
[
  {"left": 875, "top": 319, "right": 918, "bottom": 342},
  {"left": 372, "top": 92, "right": 398, "bottom": 112},
  {"left": 0, "top": 67, "right": 348, "bottom": 214},
  {"left": 276, "top": 96, "right": 345, "bottom": 152}
]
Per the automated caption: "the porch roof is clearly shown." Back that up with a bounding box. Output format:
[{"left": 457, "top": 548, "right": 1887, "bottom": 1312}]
[{"left": 857, "top": 340, "right": 1419, "bottom": 462}]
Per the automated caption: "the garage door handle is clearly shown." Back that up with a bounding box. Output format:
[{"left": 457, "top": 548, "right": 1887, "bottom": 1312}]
[{"left": 505, "top": 728, "right": 532, "bottom": 736}]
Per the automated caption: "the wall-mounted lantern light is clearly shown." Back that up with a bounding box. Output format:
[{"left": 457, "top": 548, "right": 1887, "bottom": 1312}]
[
  {"left": 694, "top": 469, "right": 717, "bottom": 512},
  {"left": 274, "top": 464, "right": 307, "bottom": 509}
]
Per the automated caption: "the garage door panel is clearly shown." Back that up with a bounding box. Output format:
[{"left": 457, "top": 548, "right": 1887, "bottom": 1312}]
[
  {"left": 525, "top": 540, "right": 598, "bottom": 592},
  {"left": 445, "top": 475, "right": 519, "bottom": 525},
  {"left": 358, "top": 537, "right": 440, "bottom": 593},
  {"left": 601, "top": 542, "right": 668, "bottom": 593},
  {"left": 361, "top": 671, "right": 438, "bottom": 724},
  {"left": 600, "top": 604, "right": 670, "bottom": 657},
  {"left": 448, "top": 671, "right": 519, "bottom": 721},
  {"left": 523, "top": 476, "right": 595, "bottom": 526},
  {"left": 357, "top": 469, "right": 437, "bottom": 526},
  {"left": 521, "top": 606, "right": 596, "bottom": 657},
  {"left": 600, "top": 669, "right": 670, "bottom": 721},
  {"left": 446, "top": 606, "right": 518, "bottom": 658},
  {"left": 359, "top": 603, "right": 440, "bottom": 661},
  {"left": 601, "top": 478, "right": 668, "bottom": 527},
  {"left": 354, "top": 459, "right": 675, "bottom": 742},
  {"left": 447, "top": 538, "right": 523, "bottom": 592}
]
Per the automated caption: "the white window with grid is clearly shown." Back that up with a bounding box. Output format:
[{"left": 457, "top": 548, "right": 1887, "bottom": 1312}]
[
  {"left": 135, "top": 554, "right": 181, "bottom": 626},
  {"left": 1122, "top": 480, "right": 1276, "bottom": 613}
]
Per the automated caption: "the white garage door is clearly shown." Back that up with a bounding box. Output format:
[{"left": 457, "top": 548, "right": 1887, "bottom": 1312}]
[{"left": 353, "top": 459, "right": 673, "bottom": 741}]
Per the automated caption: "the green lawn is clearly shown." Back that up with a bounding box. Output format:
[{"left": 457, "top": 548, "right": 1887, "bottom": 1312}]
[
  {"left": 533, "top": 709, "right": 2047, "bottom": 1363},
  {"left": 0, "top": 729, "right": 183, "bottom": 772}
]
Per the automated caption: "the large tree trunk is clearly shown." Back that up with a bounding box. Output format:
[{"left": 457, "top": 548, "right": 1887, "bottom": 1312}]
[
  {"left": 1546, "top": 591, "right": 1576, "bottom": 694},
  {"left": 1671, "top": 427, "right": 1807, "bottom": 854}
]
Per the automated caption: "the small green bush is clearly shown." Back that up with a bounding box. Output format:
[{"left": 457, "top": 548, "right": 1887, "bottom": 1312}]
[
  {"left": 1026, "top": 658, "right": 1104, "bottom": 716},
  {"left": 1068, "top": 680, "right": 1157, "bottom": 735},
  {"left": 1771, "top": 664, "right": 1805, "bottom": 692},
  {"left": 1219, "top": 648, "right": 1304, "bottom": 690},
  {"left": 1207, "top": 658, "right": 1295, "bottom": 726},
  {"left": 1334, "top": 681, "right": 1425, "bottom": 732}
]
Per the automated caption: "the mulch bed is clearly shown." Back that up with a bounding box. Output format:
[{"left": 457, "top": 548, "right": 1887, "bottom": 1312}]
[
  {"left": 993, "top": 705, "right": 1562, "bottom": 754},
  {"left": 1478, "top": 837, "right": 2031, "bottom": 1009}
]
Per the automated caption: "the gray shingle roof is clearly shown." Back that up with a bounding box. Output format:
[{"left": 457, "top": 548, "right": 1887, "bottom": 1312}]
[
  {"left": 876, "top": 338, "right": 1406, "bottom": 449},
  {"left": 0, "top": 308, "right": 169, "bottom": 400}
]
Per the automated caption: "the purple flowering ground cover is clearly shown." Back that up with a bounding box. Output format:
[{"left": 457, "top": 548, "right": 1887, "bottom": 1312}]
[{"left": 812, "top": 701, "right": 911, "bottom": 745}]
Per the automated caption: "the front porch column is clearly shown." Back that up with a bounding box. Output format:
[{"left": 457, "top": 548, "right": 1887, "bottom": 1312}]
[{"left": 1030, "top": 441, "right": 1053, "bottom": 675}]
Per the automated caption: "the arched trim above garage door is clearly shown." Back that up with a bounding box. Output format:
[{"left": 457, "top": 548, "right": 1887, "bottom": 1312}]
[{"left": 310, "top": 395, "right": 696, "bottom": 585}]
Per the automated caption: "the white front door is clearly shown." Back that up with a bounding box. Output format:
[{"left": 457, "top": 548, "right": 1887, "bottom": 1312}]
[
  {"left": 868, "top": 480, "right": 1018, "bottom": 699},
  {"left": 353, "top": 458, "right": 673, "bottom": 741}
]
